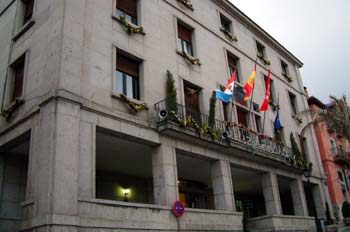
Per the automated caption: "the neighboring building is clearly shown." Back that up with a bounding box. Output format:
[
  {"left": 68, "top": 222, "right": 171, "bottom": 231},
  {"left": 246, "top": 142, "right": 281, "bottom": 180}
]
[
  {"left": 0, "top": 0, "right": 328, "bottom": 231},
  {"left": 308, "top": 96, "right": 350, "bottom": 220}
]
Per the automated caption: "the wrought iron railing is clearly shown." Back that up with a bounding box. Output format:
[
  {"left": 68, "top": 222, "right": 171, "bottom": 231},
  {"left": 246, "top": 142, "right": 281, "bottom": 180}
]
[{"left": 155, "top": 100, "right": 294, "bottom": 161}]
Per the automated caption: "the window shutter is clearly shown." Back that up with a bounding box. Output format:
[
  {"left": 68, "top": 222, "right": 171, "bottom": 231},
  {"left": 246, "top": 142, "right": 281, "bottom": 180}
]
[
  {"left": 117, "top": 0, "right": 137, "bottom": 17},
  {"left": 117, "top": 54, "right": 139, "bottom": 77},
  {"left": 178, "top": 24, "right": 192, "bottom": 43}
]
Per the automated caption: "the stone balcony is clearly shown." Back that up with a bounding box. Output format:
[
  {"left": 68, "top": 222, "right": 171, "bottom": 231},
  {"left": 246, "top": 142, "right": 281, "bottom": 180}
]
[{"left": 155, "top": 100, "right": 309, "bottom": 172}]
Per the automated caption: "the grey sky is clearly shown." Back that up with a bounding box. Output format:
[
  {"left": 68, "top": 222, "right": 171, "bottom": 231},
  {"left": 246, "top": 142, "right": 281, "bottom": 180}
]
[{"left": 229, "top": 0, "right": 350, "bottom": 103}]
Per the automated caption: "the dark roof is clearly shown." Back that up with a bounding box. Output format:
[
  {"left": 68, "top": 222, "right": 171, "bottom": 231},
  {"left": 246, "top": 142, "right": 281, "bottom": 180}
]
[{"left": 307, "top": 96, "right": 326, "bottom": 109}]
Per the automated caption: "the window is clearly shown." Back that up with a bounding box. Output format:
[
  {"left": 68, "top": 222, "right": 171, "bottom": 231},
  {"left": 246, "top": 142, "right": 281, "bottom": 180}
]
[
  {"left": 264, "top": 75, "right": 275, "bottom": 102},
  {"left": 256, "top": 41, "right": 265, "bottom": 58},
  {"left": 236, "top": 107, "right": 248, "bottom": 127},
  {"left": 9, "top": 54, "right": 26, "bottom": 103},
  {"left": 220, "top": 14, "right": 231, "bottom": 32},
  {"left": 338, "top": 171, "right": 344, "bottom": 182},
  {"left": 255, "top": 115, "right": 262, "bottom": 133},
  {"left": 116, "top": 53, "right": 140, "bottom": 100},
  {"left": 116, "top": 0, "right": 137, "bottom": 24},
  {"left": 330, "top": 139, "right": 337, "bottom": 155},
  {"left": 300, "top": 136, "right": 308, "bottom": 158},
  {"left": 281, "top": 60, "right": 289, "bottom": 76},
  {"left": 288, "top": 92, "right": 298, "bottom": 115},
  {"left": 227, "top": 54, "right": 240, "bottom": 83},
  {"left": 21, "top": 0, "right": 34, "bottom": 26},
  {"left": 177, "top": 23, "right": 193, "bottom": 56}
]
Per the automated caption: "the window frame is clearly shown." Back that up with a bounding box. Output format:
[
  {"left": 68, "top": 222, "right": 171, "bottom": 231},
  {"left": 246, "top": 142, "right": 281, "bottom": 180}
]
[
  {"left": 5, "top": 52, "right": 28, "bottom": 107},
  {"left": 227, "top": 52, "right": 240, "bottom": 83},
  {"left": 115, "top": 0, "right": 138, "bottom": 25},
  {"left": 114, "top": 50, "right": 142, "bottom": 101},
  {"left": 281, "top": 60, "right": 289, "bottom": 76},
  {"left": 256, "top": 41, "right": 266, "bottom": 58},
  {"left": 176, "top": 20, "right": 195, "bottom": 57},
  {"left": 12, "top": 0, "right": 36, "bottom": 41},
  {"left": 219, "top": 13, "right": 232, "bottom": 33},
  {"left": 288, "top": 91, "right": 298, "bottom": 116}
]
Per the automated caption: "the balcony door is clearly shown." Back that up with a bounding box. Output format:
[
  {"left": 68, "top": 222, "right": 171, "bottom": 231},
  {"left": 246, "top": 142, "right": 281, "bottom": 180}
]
[{"left": 184, "top": 82, "right": 201, "bottom": 122}]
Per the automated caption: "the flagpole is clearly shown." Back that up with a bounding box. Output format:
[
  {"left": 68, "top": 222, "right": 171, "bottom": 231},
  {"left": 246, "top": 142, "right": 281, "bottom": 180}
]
[{"left": 262, "top": 111, "right": 266, "bottom": 134}]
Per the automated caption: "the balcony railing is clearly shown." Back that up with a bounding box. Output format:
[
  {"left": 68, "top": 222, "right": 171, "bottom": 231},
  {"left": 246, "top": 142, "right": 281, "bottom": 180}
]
[
  {"left": 334, "top": 149, "right": 350, "bottom": 165},
  {"left": 155, "top": 100, "right": 308, "bottom": 170}
]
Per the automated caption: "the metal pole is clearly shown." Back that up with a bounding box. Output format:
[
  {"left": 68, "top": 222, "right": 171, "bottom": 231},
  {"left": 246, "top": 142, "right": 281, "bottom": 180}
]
[{"left": 262, "top": 111, "right": 266, "bottom": 134}]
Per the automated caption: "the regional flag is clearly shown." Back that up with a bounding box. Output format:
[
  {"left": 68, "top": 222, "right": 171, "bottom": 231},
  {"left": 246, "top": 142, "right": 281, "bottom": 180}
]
[
  {"left": 259, "top": 70, "right": 271, "bottom": 111},
  {"left": 243, "top": 65, "right": 257, "bottom": 101},
  {"left": 214, "top": 69, "right": 236, "bottom": 103}
]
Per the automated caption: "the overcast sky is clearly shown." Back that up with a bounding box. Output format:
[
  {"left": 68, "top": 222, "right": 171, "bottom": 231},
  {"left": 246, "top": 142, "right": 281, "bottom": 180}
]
[{"left": 229, "top": 0, "right": 350, "bottom": 103}]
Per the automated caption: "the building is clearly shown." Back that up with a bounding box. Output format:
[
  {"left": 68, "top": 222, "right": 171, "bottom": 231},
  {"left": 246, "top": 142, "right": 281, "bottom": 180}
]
[
  {"left": 308, "top": 96, "right": 350, "bottom": 221},
  {"left": 0, "top": 0, "right": 329, "bottom": 231}
]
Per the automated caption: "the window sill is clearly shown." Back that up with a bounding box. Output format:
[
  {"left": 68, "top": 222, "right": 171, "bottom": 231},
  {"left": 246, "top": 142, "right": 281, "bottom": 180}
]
[
  {"left": 220, "top": 27, "right": 238, "bottom": 42},
  {"left": 111, "top": 15, "right": 146, "bottom": 35},
  {"left": 12, "top": 19, "right": 35, "bottom": 41},
  {"left": 2, "top": 97, "right": 25, "bottom": 120}
]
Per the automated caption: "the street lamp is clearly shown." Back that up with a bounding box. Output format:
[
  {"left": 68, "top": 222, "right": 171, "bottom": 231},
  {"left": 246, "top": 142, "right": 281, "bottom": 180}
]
[{"left": 303, "top": 164, "right": 322, "bottom": 232}]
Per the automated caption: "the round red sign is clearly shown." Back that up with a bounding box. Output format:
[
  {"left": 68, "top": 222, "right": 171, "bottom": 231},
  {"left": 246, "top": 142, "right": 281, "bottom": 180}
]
[{"left": 173, "top": 200, "right": 185, "bottom": 217}]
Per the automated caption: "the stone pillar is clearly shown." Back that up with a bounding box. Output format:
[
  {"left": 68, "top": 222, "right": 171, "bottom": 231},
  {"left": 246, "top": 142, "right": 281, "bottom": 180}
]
[
  {"left": 31, "top": 100, "right": 80, "bottom": 222},
  {"left": 211, "top": 160, "right": 235, "bottom": 211},
  {"left": 152, "top": 144, "right": 177, "bottom": 205},
  {"left": 313, "top": 183, "right": 326, "bottom": 218},
  {"left": 290, "top": 179, "right": 308, "bottom": 216},
  {"left": 262, "top": 172, "right": 282, "bottom": 215}
]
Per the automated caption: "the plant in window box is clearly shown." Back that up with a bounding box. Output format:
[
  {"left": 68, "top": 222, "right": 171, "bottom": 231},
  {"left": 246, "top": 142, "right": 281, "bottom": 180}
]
[
  {"left": 293, "top": 115, "right": 303, "bottom": 124},
  {"left": 119, "top": 94, "right": 148, "bottom": 113},
  {"left": 181, "top": 51, "right": 201, "bottom": 65},
  {"left": 269, "top": 99, "right": 277, "bottom": 111},
  {"left": 119, "top": 15, "right": 144, "bottom": 35},
  {"left": 1, "top": 98, "right": 25, "bottom": 120},
  {"left": 177, "top": 0, "right": 194, "bottom": 10},
  {"left": 262, "top": 57, "right": 271, "bottom": 65},
  {"left": 220, "top": 27, "right": 238, "bottom": 42},
  {"left": 283, "top": 73, "right": 293, "bottom": 82}
]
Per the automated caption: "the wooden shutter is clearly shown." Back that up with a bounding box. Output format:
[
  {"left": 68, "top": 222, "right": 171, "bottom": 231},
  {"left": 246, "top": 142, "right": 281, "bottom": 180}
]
[
  {"left": 117, "top": 0, "right": 137, "bottom": 17},
  {"left": 178, "top": 24, "right": 192, "bottom": 43},
  {"left": 117, "top": 53, "right": 139, "bottom": 77},
  {"left": 12, "top": 59, "right": 25, "bottom": 101}
]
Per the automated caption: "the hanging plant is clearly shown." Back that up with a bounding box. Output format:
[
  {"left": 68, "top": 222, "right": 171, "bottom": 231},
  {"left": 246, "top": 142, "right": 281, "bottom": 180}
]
[
  {"left": 177, "top": 0, "right": 194, "bottom": 10},
  {"left": 208, "top": 91, "right": 216, "bottom": 128},
  {"left": 119, "top": 15, "right": 144, "bottom": 34},
  {"left": 119, "top": 94, "right": 148, "bottom": 113},
  {"left": 165, "top": 70, "right": 178, "bottom": 113}
]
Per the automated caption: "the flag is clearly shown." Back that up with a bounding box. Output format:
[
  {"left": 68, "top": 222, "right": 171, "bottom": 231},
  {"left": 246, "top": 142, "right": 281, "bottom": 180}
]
[
  {"left": 243, "top": 65, "right": 257, "bottom": 101},
  {"left": 215, "top": 69, "right": 236, "bottom": 103},
  {"left": 274, "top": 110, "right": 282, "bottom": 134},
  {"left": 259, "top": 70, "right": 271, "bottom": 111}
]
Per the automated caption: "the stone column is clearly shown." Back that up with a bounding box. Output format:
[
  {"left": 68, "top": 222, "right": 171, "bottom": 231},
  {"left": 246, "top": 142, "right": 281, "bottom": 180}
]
[
  {"left": 152, "top": 144, "right": 177, "bottom": 205},
  {"left": 211, "top": 160, "right": 235, "bottom": 211},
  {"left": 313, "top": 182, "right": 326, "bottom": 218},
  {"left": 290, "top": 179, "right": 308, "bottom": 216},
  {"left": 31, "top": 100, "right": 80, "bottom": 222},
  {"left": 262, "top": 172, "right": 282, "bottom": 215}
]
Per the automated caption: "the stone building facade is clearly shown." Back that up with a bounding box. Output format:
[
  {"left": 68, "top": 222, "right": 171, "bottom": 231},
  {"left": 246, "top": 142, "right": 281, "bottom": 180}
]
[{"left": 0, "top": 0, "right": 329, "bottom": 231}]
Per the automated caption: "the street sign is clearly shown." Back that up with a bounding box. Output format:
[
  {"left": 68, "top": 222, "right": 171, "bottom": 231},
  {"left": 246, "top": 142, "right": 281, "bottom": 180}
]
[{"left": 173, "top": 200, "right": 185, "bottom": 217}]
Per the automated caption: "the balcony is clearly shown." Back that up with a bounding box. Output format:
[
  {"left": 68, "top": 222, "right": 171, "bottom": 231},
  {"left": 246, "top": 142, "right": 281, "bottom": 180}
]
[
  {"left": 154, "top": 100, "right": 308, "bottom": 171},
  {"left": 333, "top": 149, "right": 350, "bottom": 165}
]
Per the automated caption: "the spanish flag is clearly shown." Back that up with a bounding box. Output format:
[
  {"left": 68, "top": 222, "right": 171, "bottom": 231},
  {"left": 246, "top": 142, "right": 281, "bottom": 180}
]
[{"left": 243, "top": 65, "right": 257, "bottom": 101}]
